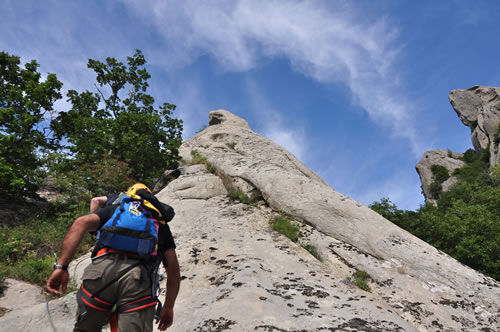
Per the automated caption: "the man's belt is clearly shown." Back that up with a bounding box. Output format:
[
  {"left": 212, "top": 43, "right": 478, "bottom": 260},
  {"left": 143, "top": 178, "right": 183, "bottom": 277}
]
[{"left": 96, "top": 247, "right": 140, "bottom": 258}]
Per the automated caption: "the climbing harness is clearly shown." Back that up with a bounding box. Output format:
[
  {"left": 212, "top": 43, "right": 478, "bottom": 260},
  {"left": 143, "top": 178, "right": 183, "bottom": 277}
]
[{"left": 77, "top": 249, "right": 162, "bottom": 331}]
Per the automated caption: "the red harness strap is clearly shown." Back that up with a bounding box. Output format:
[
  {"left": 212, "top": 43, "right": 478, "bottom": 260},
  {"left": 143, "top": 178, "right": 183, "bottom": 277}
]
[
  {"left": 79, "top": 248, "right": 158, "bottom": 331},
  {"left": 96, "top": 247, "right": 139, "bottom": 258},
  {"left": 110, "top": 312, "right": 118, "bottom": 332},
  {"left": 118, "top": 295, "right": 158, "bottom": 313},
  {"left": 78, "top": 285, "right": 114, "bottom": 312}
]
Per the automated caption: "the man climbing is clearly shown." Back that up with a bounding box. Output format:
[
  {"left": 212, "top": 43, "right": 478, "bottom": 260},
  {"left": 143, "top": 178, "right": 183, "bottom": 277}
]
[
  {"left": 89, "top": 192, "right": 123, "bottom": 213},
  {"left": 46, "top": 183, "right": 180, "bottom": 332}
]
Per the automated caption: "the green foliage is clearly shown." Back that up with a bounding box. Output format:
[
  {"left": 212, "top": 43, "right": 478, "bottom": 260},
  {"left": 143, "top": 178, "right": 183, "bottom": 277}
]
[
  {"left": 493, "top": 124, "right": 500, "bottom": 146},
  {"left": 0, "top": 52, "right": 63, "bottom": 199},
  {"left": 429, "top": 164, "right": 450, "bottom": 198},
  {"left": 431, "top": 165, "right": 450, "bottom": 183},
  {"left": 271, "top": 215, "right": 300, "bottom": 242},
  {"left": 51, "top": 50, "right": 183, "bottom": 185},
  {"left": 369, "top": 197, "right": 417, "bottom": 229},
  {"left": 371, "top": 148, "right": 500, "bottom": 280},
  {"left": 44, "top": 152, "right": 136, "bottom": 200},
  {"left": 191, "top": 149, "right": 207, "bottom": 165},
  {"left": 351, "top": 270, "right": 371, "bottom": 292},
  {"left": 491, "top": 163, "right": 500, "bottom": 185},
  {"left": 460, "top": 148, "right": 479, "bottom": 163},
  {"left": 0, "top": 201, "right": 93, "bottom": 286},
  {"left": 453, "top": 149, "right": 491, "bottom": 185},
  {"left": 206, "top": 162, "right": 217, "bottom": 174},
  {"left": 227, "top": 189, "right": 257, "bottom": 206},
  {"left": 191, "top": 150, "right": 217, "bottom": 174},
  {"left": 429, "top": 181, "right": 443, "bottom": 197},
  {"left": 302, "top": 243, "right": 322, "bottom": 261},
  {"left": 0, "top": 256, "right": 53, "bottom": 287}
]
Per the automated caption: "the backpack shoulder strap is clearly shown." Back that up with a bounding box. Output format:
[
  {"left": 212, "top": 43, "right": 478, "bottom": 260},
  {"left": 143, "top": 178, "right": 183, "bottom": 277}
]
[{"left": 136, "top": 189, "right": 175, "bottom": 222}]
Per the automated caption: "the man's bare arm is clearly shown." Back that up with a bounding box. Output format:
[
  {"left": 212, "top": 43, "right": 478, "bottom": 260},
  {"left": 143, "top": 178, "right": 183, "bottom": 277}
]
[
  {"left": 46, "top": 213, "right": 100, "bottom": 295},
  {"left": 57, "top": 213, "right": 100, "bottom": 266},
  {"left": 157, "top": 248, "right": 181, "bottom": 331},
  {"left": 90, "top": 196, "right": 108, "bottom": 213}
]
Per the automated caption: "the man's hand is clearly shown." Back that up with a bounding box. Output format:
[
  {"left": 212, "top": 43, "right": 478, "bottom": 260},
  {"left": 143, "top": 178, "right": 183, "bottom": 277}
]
[
  {"left": 46, "top": 269, "right": 69, "bottom": 296},
  {"left": 45, "top": 213, "right": 100, "bottom": 296},
  {"left": 156, "top": 306, "right": 174, "bottom": 331}
]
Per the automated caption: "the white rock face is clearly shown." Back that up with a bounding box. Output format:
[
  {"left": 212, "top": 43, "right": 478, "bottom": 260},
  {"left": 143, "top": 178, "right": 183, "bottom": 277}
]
[
  {"left": 1, "top": 110, "right": 498, "bottom": 332},
  {"left": 0, "top": 279, "right": 46, "bottom": 311},
  {"left": 449, "top": 86, "right": 500, "bottom": 167},
  {"left": 415, "top": 150, "right": 465, "bottom": 204},
  {"left": 0, "top": 279, "right": 77, "bottom": 332},
  {"left": 176, "top": 110, "right": 499, "bottom": 331},
  {"left": 160, "top": 164, "right": 228, "bottom": 200}
]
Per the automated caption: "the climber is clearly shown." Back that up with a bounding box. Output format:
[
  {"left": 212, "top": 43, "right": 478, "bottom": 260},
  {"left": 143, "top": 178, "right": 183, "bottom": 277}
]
[
  {"left": 89, "top": 192, "right": 122, "bottom": 213},
  {"left": 46, "top": 183, "right": 180, "bottom": 332}
]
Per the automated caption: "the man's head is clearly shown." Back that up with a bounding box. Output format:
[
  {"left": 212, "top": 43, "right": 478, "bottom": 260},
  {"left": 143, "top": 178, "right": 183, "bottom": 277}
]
[{"left": 126, "top": 183, "right": 151, "bottom": 196}]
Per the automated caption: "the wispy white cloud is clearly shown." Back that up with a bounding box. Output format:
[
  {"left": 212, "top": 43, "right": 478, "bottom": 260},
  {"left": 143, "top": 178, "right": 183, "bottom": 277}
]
[
  {"left": 151, "top": 76, "right": 210, "bottom": 140},
  {"left": 122, "top": 0, "right": 425, "bottom": 154},
  {"left": 243, "top": 77, "right": 307, "bottom": 161},
  {"left": 262, "top": 122, "right": 306, "bottom": 162}
]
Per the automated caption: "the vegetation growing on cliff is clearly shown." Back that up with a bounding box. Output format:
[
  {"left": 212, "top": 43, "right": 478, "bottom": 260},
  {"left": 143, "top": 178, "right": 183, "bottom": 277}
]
[
  {"left": 371, "top": 149, "right": 500, "bottom": 281},
  {"left": 0, "top": 50, "right": 184, "bottom": 287},
  {"left": 429, "top": 164, "right": 450, "bottom": 198}
]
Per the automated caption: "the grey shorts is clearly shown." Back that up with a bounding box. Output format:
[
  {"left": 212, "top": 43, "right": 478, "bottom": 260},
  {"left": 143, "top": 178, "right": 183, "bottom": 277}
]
[{"left": 74, "top": 254, "right": 156, "bottom": 332}]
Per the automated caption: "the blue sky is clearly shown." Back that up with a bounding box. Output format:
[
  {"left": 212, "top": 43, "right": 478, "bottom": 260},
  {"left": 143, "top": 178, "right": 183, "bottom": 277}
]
[{"left": 2, "top": 0, "right": 500, "bottom": 210}]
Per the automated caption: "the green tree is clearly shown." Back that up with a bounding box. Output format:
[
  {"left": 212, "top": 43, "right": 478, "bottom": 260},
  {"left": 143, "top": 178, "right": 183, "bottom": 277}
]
[
  {"left": 0, "top": 52, "right": 63, "bottom": 199},
  {"left": 51, "top": 50, "right": 183, "bottom": 185},
  {"left": 370, "top": 150, "right": 500, "bottom": 281}
]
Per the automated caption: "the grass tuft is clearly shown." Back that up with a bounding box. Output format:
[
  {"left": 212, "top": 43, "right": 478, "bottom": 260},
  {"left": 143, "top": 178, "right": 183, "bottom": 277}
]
[
  {"left": 191, "top": 149, "right": 207, "bottom": 164},
  {"left": 302, "top": 243, "right": 322, "bottom": 261},
  {"left": 228, "top": 189, "right": 257, "bottom": 206},
  {"left": 351, "top": 270, "right": 371, "bottom": 292},
  {"left": 191, "top": 150, "right": 216, "bottom": 173},
  {"left": 271, "top": 215, "right": 300, "bottom": 242}
]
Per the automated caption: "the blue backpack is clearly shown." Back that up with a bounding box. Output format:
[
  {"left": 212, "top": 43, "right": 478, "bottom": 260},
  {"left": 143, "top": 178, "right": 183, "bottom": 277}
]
[{"left": 95, "top": 196, "right": 159, "bottom": 256}]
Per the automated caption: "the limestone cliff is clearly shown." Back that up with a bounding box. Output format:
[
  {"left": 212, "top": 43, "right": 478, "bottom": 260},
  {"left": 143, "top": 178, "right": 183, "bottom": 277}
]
[
  {"left": 449, "top": 86, "right": 500, "bottom": 168},
  {"left": 415, "top": 150, "right": 464, "bottom": 205},
  {"left": 417, "top": 86, "right": 500, "bottom": 204},
  {"left": 0, "top": 110, "right": 498, "bottom": 332}
]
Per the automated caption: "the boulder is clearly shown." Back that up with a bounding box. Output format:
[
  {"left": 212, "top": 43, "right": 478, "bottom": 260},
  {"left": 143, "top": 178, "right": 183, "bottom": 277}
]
[
  {"left": 415, "top": 150, "right": 465, "bottom": 204},
  {"left": 152, "top": 169, "right": 182, "bottom": 194},
  {"left": 159, "top": 165, "right": 228, "bottom": 200},
  {"left": 449, "top": 86, "right": 500, "bottom": 167}
]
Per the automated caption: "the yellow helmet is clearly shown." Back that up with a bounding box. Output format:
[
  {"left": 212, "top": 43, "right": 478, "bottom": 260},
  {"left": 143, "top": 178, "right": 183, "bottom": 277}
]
[
  {"left": 125, "top": 183, "right": 162, "bottom": 219},
  {"left": 126, "top": 183, "right": 151, "bottom": 196}
]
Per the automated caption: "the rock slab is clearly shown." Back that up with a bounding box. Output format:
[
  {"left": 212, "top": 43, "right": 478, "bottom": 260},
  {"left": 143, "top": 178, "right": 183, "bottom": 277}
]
[
  {"left": 449, "top": 86, "right": 500, "bottom": 167},
  {"left": 1, "top": 109, "right": 498, "bottom": 332}
]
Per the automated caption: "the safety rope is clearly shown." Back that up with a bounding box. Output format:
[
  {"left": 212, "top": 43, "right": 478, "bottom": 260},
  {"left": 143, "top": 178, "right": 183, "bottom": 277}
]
[{"left": 45, "top": 298, "right": 58, "bottom": 332}]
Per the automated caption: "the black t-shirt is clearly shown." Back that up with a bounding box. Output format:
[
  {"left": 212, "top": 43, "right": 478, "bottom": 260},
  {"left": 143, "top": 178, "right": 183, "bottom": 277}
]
[
  {"left": 94, "top": 205, "right": 176, "bottom": 251},
  {"left": 105, "top": 193, "right": 120, "bottom": 206}
]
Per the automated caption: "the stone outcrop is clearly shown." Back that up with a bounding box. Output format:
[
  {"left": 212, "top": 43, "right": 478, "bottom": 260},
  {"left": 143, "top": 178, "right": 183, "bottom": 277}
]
[
  {"left": 415, "top": 150, "right": 464, "bottom": 205},
  {"left": 417, "top": 86, "right": 500, "bottom": 203},
  {"left": 1, "top": 110, "right": 498, "bottom": 332},
  {"left": 449, "top": 86, "right": 500, "bottom": 167}
]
